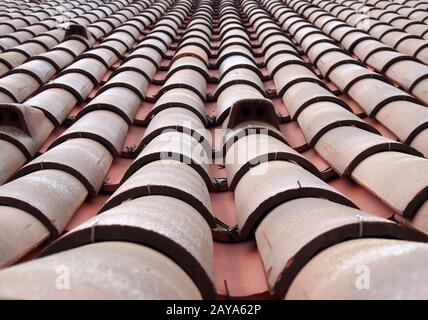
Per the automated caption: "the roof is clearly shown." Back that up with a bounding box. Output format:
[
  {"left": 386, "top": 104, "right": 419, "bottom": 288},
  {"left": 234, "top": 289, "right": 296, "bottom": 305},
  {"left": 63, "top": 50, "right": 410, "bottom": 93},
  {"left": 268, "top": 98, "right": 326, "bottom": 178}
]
[{"left": 0, "top": 0, "right": 427, "bottom": 300}]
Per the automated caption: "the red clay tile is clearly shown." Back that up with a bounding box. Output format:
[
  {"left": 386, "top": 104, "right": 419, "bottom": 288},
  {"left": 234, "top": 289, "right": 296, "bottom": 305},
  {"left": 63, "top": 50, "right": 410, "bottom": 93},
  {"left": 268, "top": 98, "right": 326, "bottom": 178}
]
[
  {"left": 161, "top": 68, "right": 206, "bottom": 101},
  {"left": 0, "top": 73, "right": 40, "bottom": 102},
  {"left": 46, "top": 73, "right": 94, "bottom": 102},
  {"left": 234, "top": 160, "right": 356, "bottom": 239},
  {"left": 60, "top": 58, "right": 108, "bottom": 84},
  {"left": 168, "top": 55, "right": 210, "bottom": 80},
  {"left": 141, "top": 107, "right": 211, "bottom": 149},
  {"left": 0, "top": 0, "right": 426, "bottom": 301},
  {"left": 99, "top": 70, "right": 150, "bottom": 100},
  {"left": 24, "top": 88, "right": 77, "bottom": 126},
  {"left": 256, "top": 197, "right": 428, "bottom": 298},
  {"left": 286, "top": 238, "right": 428, "bottom": 299},
  {"left": 412, "top": 199, "right": 428, "bottom": 234},
  {"left": 225, "top": 134, "right": 321, "bottom": 190},
  {"left": 41, "top": 195, "right": 216, "bottom": 299},
  {"left": 51, "top": 110, "right": 128, "bottom": 157},
  {"left": 125, "top": 130, "right": 212, "bottom": 185},
  {"left": 352, "top": 151, "right": 428, "bottom": 218},
  {"left": 283, "top": 82, "right": 350, "bottom": 120},
  {"left": 0, "top": 241, "right": 203, "bottom": 299},
  {"left": 14, "top": 138, "right": 113, "bottom": 195},
  {"left": 298, "top": 101, "right": 377, "bottom": 146},
  {"left": 79, "top": 86, "right": 141, "bottom": 124},
  {"left": 0, "top": 206, "right": 49, "bottom": 268},
  {"left": 315, "top": 126, "right": 421, "bottom": 177},
  {"left": 410, "top": 128, "right": 428, "bottom": 158},
  {"left": 0, "top": 139, "right": 26, "bottom": 185},
  {"left": 102, "top": 159, "right": 216, "bottom": 227},
  {"left": 0, "top": 169, "right": 87, "bottom": 237},
  {"left": 149, "top": 87, "right": 207, "bottom": 125},
  {"left": 0, "top": 103, "right": 54, "bottom": 157}
]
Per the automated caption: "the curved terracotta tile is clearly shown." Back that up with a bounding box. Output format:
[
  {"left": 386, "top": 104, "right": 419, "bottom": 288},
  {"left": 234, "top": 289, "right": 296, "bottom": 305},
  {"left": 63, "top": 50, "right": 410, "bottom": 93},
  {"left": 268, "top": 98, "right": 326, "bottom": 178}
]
[
  {"left": 217, "top": 67, "right": 264, "bottom": 96},
  {"left": 364, "top": 49, "right": 405, "bottom": 72},
  {"left": 93, "top": 43, "right": 125, "bottom": 62},
  {"left": 298, "top": 100, "right": 375, "bottom": 145},
  {"left": 348, "top": 78, "right": 417, "bottom": 116},
  {"left": 340, "top": 28, "right": 375, "bottom": 52},
  {"left": 306, "top": 41, "right": 344, "bottom": 65},
  {"left": 283, "top": 81, "right": 349, "bottom": 119},
  {"left": 37, "top": 49, "right": 75, "bottom": 71},
  {"left": 0, "top": 73, "right": 40, "bottom": 102},
  {"left": 410, "top": 128, "right": 428, "bottom": 158},
  {"left": 316, "top": 50, "right": 359, "bottom": 78},
  {"left": 142, "top": 107, "right": 210, "bottom": 150},
  {"left": 315, "top": 126, "right": 421, "bottom": 177},
  {"left": 151, "top": 25, "right": 177, "bottom": 42},
  {"left": 24, "top": 88, "right": 77, "bottom": 126},
  {"left": 385, "top": 59, "right": 428, "bottom": 93},
  {"left": 143, "top": 32, "right": 173, "bottom": 50},
  {"left": 219, "top": 51, "right": 257, "bottom": 75},
  {"left": 0, "top": 206, "right": 49, "bottom": 268},
  {"left": 134, "top": 38, "right": 168, "bottom": 58},
  {"left": 0, "top": 241, "right": 202, "bottom": 299},
  {"left": 111, "top": 56, "right": 157, "bottom": 81},
  {"left": 88, "top": 23, "right": 111, "bottom": 40},
  {"left": 256, "top": 23, "right": 281, "bottom": 43},
  {"left": 125, "top": 131, "right": 211, "bottom": 186},
  {"left": 99, "top": 70, "right": 150, "bottom": 101},
  {"left": 168, "top": 55, "right": 209, "bottom": 80},
  {"left": 80, "top": 86, "right": 141, "bottom": 124},
  {"left": 51, "top": 110, "right": 128, "bottom": 157},
  {"left": 410, "top": 77, "right": 428, "bottom": 106},
  {"left": 0, "top": 169, "right": 87, "bottom": 237},
  {"left": 375, "top": 100, "right": 428, "bottom": 144},
  {"left": 176, "top": 44, "right": 209, "bottom": 65},
  {"left": 0, "top": 103, "right": 54, "bottom": 157},
  {"left": 0, "top": 139, "right": 26, "bottom": 185},
  {"left": 286, "top": 238, "right": 428, "bottom": 299},
  {"left": 12, "top": 59, "right": 56, "bottom": 84},
  {"left": 218, "top": 45, "right": 255, "bottom": 67},
  {"left": 352, "top": 151, "right": 428, "bottom": 218},
  {"left": 0, "top": 37, "right": 19, "bottom": 52},
  {"left": 114, "top": 24, "right": 140, "bottom": 41},
  {"left": 235, "top": 160, "right": 356, "bottom": 239},
  {"left": 103, "top": 31, "right": 135, "bottom": 50},
  {"left": 12, "top": 42, "right": 45, "bottom": 58},
  {"left": 256, "top": 197, "right": 428, "bottom": 298},
  {"left": 161, "top": 69, "right": 206, "bottom": 101},
  {"left": 41, "top": 196, "right": 216, "bottom": 298},
  {"left": 101, "top": 160, "right": 215, "bottom": 226},
  {"left": 150, "top": 88, "right": 207, "bottom": 125},
  {"left": 60, "top": 58, "right": 107, "bottom": 85},
  {"left": 222, "top": 117, "right": 286, "bottom": 155},
  {"left": 45, "top": 73, "right": 94, "bottom": 102},
  {"left": 220, "top": 23, "right": 247, "bottom": 38},
  {"left": 328, "top": 62, "right": 386, "bottom": 94},
  {"left": 274, "top": 63, "right": 322, "bottom": 97},
  {"left": 412, "top": 199, "right": 428, "bottom": 235},
  {"left": 52, "top": 38, "right": 88, "bottom": 57},
  {"left": 263, "top": 39, "right": 297, "bottom": 63},
  {"left": 128, "top": 45, "right": 163, "bottom": 67},
  {"left": 0, "top": 52, "right": 26, "bottom": 76},
  {"left": 15, "top": 138, "right": 112, "bottom": 195},
  {"left": 226, "top": 134, "right": 321, "bottom": 190}
]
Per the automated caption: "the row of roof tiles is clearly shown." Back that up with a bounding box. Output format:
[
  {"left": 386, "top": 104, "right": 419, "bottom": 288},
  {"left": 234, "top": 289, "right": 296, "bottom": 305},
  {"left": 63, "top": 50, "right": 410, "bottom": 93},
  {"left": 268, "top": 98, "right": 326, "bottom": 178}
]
[{"left": 0, "top": 0, "right": 426, "bottom": 300}]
